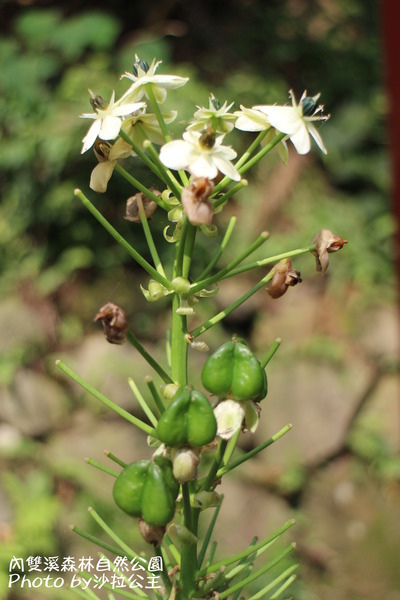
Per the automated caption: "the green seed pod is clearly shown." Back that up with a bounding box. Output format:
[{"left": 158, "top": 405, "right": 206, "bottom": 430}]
[
  {"left": 112, "top": 456, "right": 179, "bottom": 526},
  {"left": 201, "top": 339, "right": 268, "bottom": 402},
  {"left": 112, "top": 460, "right": 150, "bottom": 517},
  {"left": 141, "top": 457, "right": 179, "bottom": 526},
  {"left": 156, "top": 387, "right": 217, "bottom": 448}
]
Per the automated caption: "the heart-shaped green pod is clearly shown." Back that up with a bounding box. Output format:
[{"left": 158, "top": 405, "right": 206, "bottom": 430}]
[
  {"left": 156, "top": 387, "right": 217, "bottom": 448},
  {"left": 113, "top": 456, "right": 179, "bottom": 526},
  {"left": 201, "top": 339, "right": 268, "bottom": 401},
  {"left": 112, "top": 460, "right": 150, "bottom": 517}
]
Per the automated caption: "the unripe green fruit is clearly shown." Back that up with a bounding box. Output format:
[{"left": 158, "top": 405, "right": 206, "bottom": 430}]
[
  {"left": 156, "top": 387, "right": 217, "bottom": 448},
  {"left": 201, "top": 339, "right": 268, "bottom": 401},
  {"left": 113, "top": 456, "right": 179, "bottom": 526}
]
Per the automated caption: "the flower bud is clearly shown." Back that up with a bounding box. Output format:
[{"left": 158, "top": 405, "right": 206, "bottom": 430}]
[
  {"left": 311, "top": 229, "right": 348, "bottom": 273},
  {"left": 214, "top": 399, "right": 245, "bottom": 440},
  {"left": 138, "top": 519, "right": 166, "bottom": 546},
  {"left": 124, "top": 191, "right": 159, "bottom": 223},
  {"left": 171, "top": 448, "right": 200, "bottom": 483},
  {"left": 140, "top": 280, "right": 170, "bottom": 302},
  {"left": 93, "top": 302, "right": 128, "bottom": 344},
  {"left": 171, "top": 277, "right": 191, "bottom": 295},
  {"left": 160, "top": 383, "right": 180, "bottom": 400},
  {"left": 181, "top": 177, "right": 215, "bottom": 226},
  {"left": 266, "top": 258, "right": 302, "bottom": 299}
]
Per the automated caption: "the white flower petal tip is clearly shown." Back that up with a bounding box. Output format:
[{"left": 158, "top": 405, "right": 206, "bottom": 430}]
[
  {"left": 120, "top": 57, "right": 189, "bottom": 103},
  {"left": 214, "top": 400, "right": 245, "bottom": 440}
]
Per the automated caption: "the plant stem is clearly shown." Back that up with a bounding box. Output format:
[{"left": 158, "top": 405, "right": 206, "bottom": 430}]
[
  {"left": 238, "top": 132, "right": 286, "bottom": 175},
  {"left": 137, "top": 195, "right": 167, "bottom": 278},
  {"left": 260, "top": 337, "right": 281, "bottom": 368},
  {"left": 85, "top": 457, "right": 119, "bottom": 477},
  {"left": 196, "top": 216, "right": 237, "bottom": 281},
  {"left": 126, "top": 330, "right": 173, "bottom": 383},
  {"left": 217, "top": 424, "right": 292, "bottom": 477},
  {"left": 170, "top": 295, "right": 188, "bottom": 385},
  {"left": 143, "top": 140, "right": 183, "bottom": 199},
  {"left": 145, "top": 376, "right": 166, "bottom": 414},
  {"left": 220, "top": 244, "right": 317, "bottom": 280},
  {"left": 104, "top": 450, "right": 127, "bottom": 468},
  {"left": 189, "top": 270, "right": 275, "bottom": 339},
  {"left": 190, "top": 231, "right": 269, "bottom": 294},
  {"left": 114, "top": 164, "right": 167, "bottom": 207},
  {"left": 213, "top": 179, "right": 248, "bottom": 210},
  {"left": 74, "top": 189, "right": 172, "bottom": 290},
  {"left": 145, "top": 84, "right": 172, "bottom": 142},
  {"left": 88, "top": 507, "right": 137, "bottom": 557},
  {"left": 180, "top": 483, "right": 198, "bottom": 599},
  {"left": 118, "top": 129, "right": 165, "bottom": 182},
  {"left": 56, "top": 360, "right": 156, "bottom": 436},
  {"left": 128, "top": 377, "right": 158, "bottom": 427},
  {"left": 71, "top": 525, "right": 126, "bottom": 558}
]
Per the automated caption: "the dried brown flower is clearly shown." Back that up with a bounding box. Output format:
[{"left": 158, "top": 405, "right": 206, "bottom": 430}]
[
  {"left": 267, "top": 258, "right": 302, "bottom": 299},
  {"left": 93, "top": 302, "right": 128, "bottom": 344},
  {"left": 181, "top": 177, "right": 215, "bottom": 226},
  {"left": 138, "top": 519, "right": 166, "bottom": 546},
  {"left": 124, "top": 190, "right": 160, "bottom": 223},
  {"left": 311, "top": 229, "right": 348, "bottom": 273}
]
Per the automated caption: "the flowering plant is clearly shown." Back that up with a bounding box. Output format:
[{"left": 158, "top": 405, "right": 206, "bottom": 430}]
[{"left": 58, "top": 56, "right": 346, "bottom": 599}]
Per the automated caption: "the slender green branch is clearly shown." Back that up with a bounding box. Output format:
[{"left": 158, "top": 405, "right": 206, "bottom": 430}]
[
  {"left": 238, "top": 132, "right": 286, "bottom": 176},
  {"left": 218, "top": 544, "right": 295, "bottom": 599},
  {"left": 56, "top": 360, "right": 156, "bottom": 436},
  {"left": 118, "top": 129, "right": 165, "bottom": 183},
  {"left": 249, "top": 565, "right": 298, "bottom": 600},
  {"left": 213, "top": 179, "right": 248, "bottom": 210},
  {"left": 182, "top": 223, "right": 197, "bottom": 279},
  {"left": 143, "top": 140, "right": 183, "bottom": 199},
  {"left": 197, "top": 497, "right": 224, "bottom": 569},
  {"left": 180, "top": 482, "right": 197, "bottom": 599},
  {"left": 74, "top": 189, "right": 172, "bottom": 289},
  {"left": 191, "top": 230, "right": 269, "bottom": 294},
  {"left": 145, "top": 376, "right": 166, "bottom": 415},
  {"left": 114, "top": 164, "right": 166, "bottom": 207},
  {"left": 71, "top": 525, "right": 126, "bottom": 558},
  {"left": 235, "top": 129, "right": 272, "bottom": 170},
  {"left": 217, "top": 424, "right": 292, "bottom": 478},
  {"left": 163, "top": 534, "right": 181, "bottom": 566},
  {"left": 222, "top": 429, "right": 241, "bottom": 467},
  {"left": 85, "top": 457, "right": 119, "bottom": 478},
  {"left": 126, "top": 329, "right": 173, "bottom": 383},
  {"left": 128, "top": 377, "right": 158, "bottom": 427},
  {"left": 198, "top": 520, "right": 295, "bottom": 577},
  {"left": 170, "top": 295, "right": 188, "bottom": 385},
  {"left": 199, "top": 439, "right": 228, "bottom": 492},
  {"left": 196, "top": 216, "right": 237, "bottom": 281},
  {"left": 137, "top": 194, "right": 167, "bottom": 278},
  {"left": 88, "top": 506, "right": 138, "bottom": 558},
  {"left": 154, "top": 545, "right": 172, "bottom": 596},
  {"left": 190, "top": 270, "right": 275, "bottom": 339},
  {"left": 261, "top": 338, "right": 281, "bottom": 369},
  {"left": 221, "top": 244, "right": 317, "bottom": 280},
  {"left": 145, "top": 84, "right": 172, "bottom": 142},
  {"left": 104, "top": 450, "right": 127, "bottom": 468}
]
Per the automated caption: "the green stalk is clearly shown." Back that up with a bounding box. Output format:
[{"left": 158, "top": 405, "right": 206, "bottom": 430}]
[
  {"left": 145, "top": 376, "right": 166, "bottom": 414},
  {"left": 235, "top": 129, "right": 272, "bottom": 170},
  {"left": 71, "top": 525, "right": 127, "bottom": 558},
  {"left": 260, "top": 337, "right": 281, "bottom": 369},
  {"left": 199, "top": 439, "right": 228, "bottom": 492},
  {"left": 88, "top": 506, "right": 137, "bottom": 557},
  {"left": 145, "top": 84, "right": 172, "bottom": 142},
  {"left": 143, "top": 140, "right": 183, "bottom": 199},
  {"left": 220, "top": 244, "right": 317, "bottom": 280},
  {"left": 137, "top": 194, "right": 167, "bottom": 278},
  {"left": 238, "top": 132, "right": 286, "bottom": 176},
  {"left": 217, "top": 424, "right": 292, "bottom": 478},
  {"left": 197, "top": 498, "right": 224, "bottom": 569},
  {"left": 74, "top": 189, "right": 172, "bottom": 290},
  {"left": 118, "top": 129, "right": 165, "bottom": 183},
  {"left": 170, "top": 295, "right": 188, "bottom": 385},
  {"left": 126, "top": 330, "right": 173, "bottom": 384},
  {"left": 249, "top": 565, "right": 298, "bottom": 600},
  {"left": 182, "top": 223, "right": 197, "bottom": 279},
  {"left": 56, "top": 360, "right": 156, "bottom": 436},
  {"left": 222, "top": 429, "right": 241, "bottom": 466},
  {"left": 85, "top": 457, "right": 119, "bottom": 478},
  {"left": 196, "top": 216, "right": 237, "bottom": 281},
  {"left": 189, "top": 270, "right": 275, "bottom": 339},
  {"left": 180, "top": 483, "right": 198, "bottom": 599},
  {"left": 213, "top": 179, "right": 248, "bottom": 210},
  {"left": 128, "top": 377, "right": 158, "bottom": 427},
  {"left": 198, "top": 520, "right": 295, "bottom": 577},
  {"left": 104, "top": 450, "right": 127, "bottom": 468},
  {"left": 218, "top": 544, "right": 295, "bottom": 599},
  {"left": 114, "top": 164, "right": 166, "bottom": 207},
  {"left": 191, "top": 231, "right": 269, "bottom": 294}
]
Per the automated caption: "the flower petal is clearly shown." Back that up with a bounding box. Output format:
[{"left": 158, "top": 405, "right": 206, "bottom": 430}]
[
  {"left": 159, "top": 140, "right": 197, "bottom": 170},
  {"left": 254, "top": 105, "right": 301, "bottom": 135},
  {"left": 113, "top": 101, "right": 145, "bottom": 117},
  {"left": 99, "top": 115, "right": 122, "bottom": 141},
  {"left": 90, "top": 161, "right": 116, "bottom": 193},
  {"left": 81, "top": 119, "right": 101, "bottom": 153},
  {"left": 212, "top": 155, "right": 241, "bottom": 181},
  {"left": 189, "top": 155, "right": 219, "bottom": 180},
  {"left": 289, "top": 124, "right": 311, "bottom": 154},
  {"left": 306, "top": 123, "right": 327, "bottom": 154}
]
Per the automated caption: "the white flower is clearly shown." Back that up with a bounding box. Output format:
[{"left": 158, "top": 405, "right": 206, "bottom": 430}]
[
  {"left": 188, "top": 95, "right": 236, "bottom": 134},
  {"left": 80, "top": 90, "right": 145, "bottom": 154},
  {"left": 253, "top": 90, "right": 330, "bottom": 155},
  {"left": 121, "top": 56, "right": 189, "bottom": 104},
  {"left": 159, "top": 130, "right": 241, "bottom": 182}
]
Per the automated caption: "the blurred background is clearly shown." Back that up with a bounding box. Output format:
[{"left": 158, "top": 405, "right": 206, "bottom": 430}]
[{"left": 0, "top": 0, "right": 398, "bottom": 598}]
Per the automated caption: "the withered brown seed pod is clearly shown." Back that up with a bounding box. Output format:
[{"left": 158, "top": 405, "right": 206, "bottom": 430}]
[
  {"left": 181, "top": 177, "right": 215, "bottom": 226},
  {"left": 93, "top": 302, "right": 128, "bottom": 344},
  {"left": 124, "top": 190, "right": 160, "bottom": 223},
  {"left": 267, "top": 258, "right": 302, "bottom": 299},
  {"left": 138, "top": 518, "right": 166, "bottom": 546}
]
